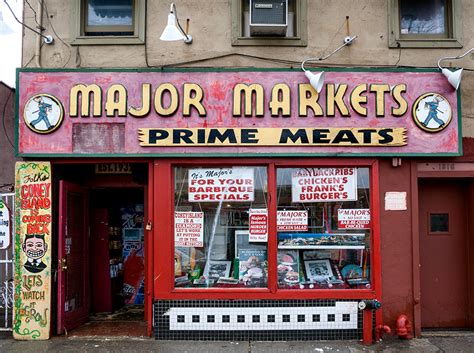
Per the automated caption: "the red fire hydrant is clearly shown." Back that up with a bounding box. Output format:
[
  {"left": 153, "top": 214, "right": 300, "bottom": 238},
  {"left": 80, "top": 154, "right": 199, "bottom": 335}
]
[
  {"left": 375, "top": 324, "right": 391, "bottom": 341},
  {"left": 395, "top": 314, "right": 412, "bottom": 339}
]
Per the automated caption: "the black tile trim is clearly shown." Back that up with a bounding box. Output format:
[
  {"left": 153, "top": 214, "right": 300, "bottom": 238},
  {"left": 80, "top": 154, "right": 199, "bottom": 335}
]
[{"left": 154, "top": 299, "right": 362, "bottom": 341}]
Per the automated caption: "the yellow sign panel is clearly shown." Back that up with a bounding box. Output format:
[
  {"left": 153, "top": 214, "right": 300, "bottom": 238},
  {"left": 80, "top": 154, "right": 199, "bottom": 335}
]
[{"left": 139, "top": 127, "right": 407, "bottom": 147}]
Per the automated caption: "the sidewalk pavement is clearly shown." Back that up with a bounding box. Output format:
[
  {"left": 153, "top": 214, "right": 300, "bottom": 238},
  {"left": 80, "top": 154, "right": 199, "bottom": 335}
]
[{"left": 1, "top": 331, "right": 474, "bottom": 352}]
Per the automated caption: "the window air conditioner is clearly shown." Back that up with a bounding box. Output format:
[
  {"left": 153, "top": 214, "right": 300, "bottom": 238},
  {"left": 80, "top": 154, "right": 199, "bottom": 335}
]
[{"left": 250, "top": 0, "right": 288, "bottom": 36}]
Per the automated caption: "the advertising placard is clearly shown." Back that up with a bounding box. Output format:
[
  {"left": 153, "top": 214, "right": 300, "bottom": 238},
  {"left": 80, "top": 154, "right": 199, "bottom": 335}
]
[
  {"left": 188, "top": 168, "right": 254, "bottom": 202},
  {"left": 277, "top": 210, "right": 308, "bottom": 231},
  {"left": 18, "top": 70, "right": 460, "bottom": 157},
  {"left": 13, "top": 162, "right": 52, "bottom": 340},
  {"left": 292, "top": 168, "right": 357, "bottom": 202},
  {"left": 249, "top": 209, "right": 268, "bottom": 242},
  {"left": 337, "top": 209, "right": 371, "bottom": 229},
  {"left": 0, "top": 200, "right": 11, "bottom": 249},
  {"left": 174, "top": 212, "right": 204, "bottom": 247}
]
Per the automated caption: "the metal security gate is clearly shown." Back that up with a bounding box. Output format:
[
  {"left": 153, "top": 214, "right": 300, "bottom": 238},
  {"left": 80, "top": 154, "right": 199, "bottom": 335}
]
[{"left": 0, "top": 193, "right": 14, "bottom": 331}]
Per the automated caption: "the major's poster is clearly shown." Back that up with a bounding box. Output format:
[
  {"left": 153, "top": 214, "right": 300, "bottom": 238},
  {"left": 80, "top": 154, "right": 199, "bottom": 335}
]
[
  {"left": 188, "top": 168, "right": 254, "bottom": 202},
  {"left": 13, "top": 162, "right": 52, "bottom": 340},
  {"left": 338, "top": 209, "right": 371, "bottom": 229},
  {"left": 175, "top": 212, "right": 204, "bottom": 247},
  {"left": 277, "top": 210, "right": 308, "bottom": 231},
  {"left": 291, "top": 168, "right": 357, "bottom": 202},
  {"left": 249, "top": 209, "right": 268, "bottom": 242}
]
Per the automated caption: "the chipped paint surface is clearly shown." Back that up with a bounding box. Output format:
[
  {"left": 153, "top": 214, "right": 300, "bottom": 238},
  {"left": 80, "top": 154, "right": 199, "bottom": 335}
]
[{"left": 17, "top": 70, "right": 460, "bottom": 156}]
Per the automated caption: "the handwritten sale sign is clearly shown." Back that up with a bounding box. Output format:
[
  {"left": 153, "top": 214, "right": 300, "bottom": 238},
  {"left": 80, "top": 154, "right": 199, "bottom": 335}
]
[
  {"left": 175, "top": 212, "right": 204, "bottom": 247},
  {"left": 249, "top": 209, "right": 268, "bottom": 242},
  {"left": 338, "top": 208, "right": 371, "bottom": 229},
  {"left": 188, "top": 168, "right": 254, "bottom": 202},
  {"left": 292, "top": 168, "right": 357, "bottom": 202},
  {"left": 277, "top": 210, "right": 308, "bottom": 231}
]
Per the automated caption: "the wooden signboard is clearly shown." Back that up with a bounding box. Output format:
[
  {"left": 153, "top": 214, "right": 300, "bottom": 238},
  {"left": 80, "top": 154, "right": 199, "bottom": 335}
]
[{"left": 13, "top": 162, "right": 52, "bottom": 340}]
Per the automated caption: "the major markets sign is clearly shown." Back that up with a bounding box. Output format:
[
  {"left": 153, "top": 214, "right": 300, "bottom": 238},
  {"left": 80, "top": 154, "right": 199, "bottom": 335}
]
[{"left": 17, "top": 70, "right": 460, "bottom": 156}]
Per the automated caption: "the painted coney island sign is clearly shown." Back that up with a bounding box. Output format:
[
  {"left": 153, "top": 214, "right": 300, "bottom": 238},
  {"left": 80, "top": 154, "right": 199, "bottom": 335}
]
[{"left": 17, "top": 69, "right": 460, "bottom": 156}]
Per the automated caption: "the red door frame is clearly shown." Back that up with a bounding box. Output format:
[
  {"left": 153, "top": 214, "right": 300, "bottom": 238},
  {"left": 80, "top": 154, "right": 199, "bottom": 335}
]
[
  {"left": 53, "top": 159, "right": 154, "bottom": 336},
  {"left": 57, "top": 181, "right": 90, "bottom": 334},
  {"left": 152, "top": 158, "right": 381, "bottom": 307},
  {"left": 412, "top": 163, "right": 474, "bottom": 336}
]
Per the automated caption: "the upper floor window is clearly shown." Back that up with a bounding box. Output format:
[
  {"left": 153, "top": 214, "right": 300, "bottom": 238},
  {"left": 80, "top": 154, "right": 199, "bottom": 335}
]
[
  {"left": 231, "top": 0, "right": 307, "bottom": 46},
  {"left": 388, "top": 0, "right": 462, "bottom": 48},
  {"left": 84, "top": 0, "right": 134, "bottom": 36},
  {"left": 71, "top": 0, "right": 145, "bottom": 45}
]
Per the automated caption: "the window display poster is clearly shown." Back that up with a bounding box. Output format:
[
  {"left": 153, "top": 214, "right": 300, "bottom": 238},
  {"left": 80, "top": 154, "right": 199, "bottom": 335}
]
[
  {"left": 277, "top": 210, "right": 308, "bottom": 231},
  {"left": 292, "top": 168, "right": 357, "bottom": 202},
  {"left": 188, "top": 168, "right": 254, "bottom": 202},
  {"left": 338, "top": 209, "right": 371, "bottom": 229},
  {"left": 249, "top": 208, "right": 268, "bottom": 242},
  {"left": 174, "top": 211, "right": 204, "bottom": 247}
]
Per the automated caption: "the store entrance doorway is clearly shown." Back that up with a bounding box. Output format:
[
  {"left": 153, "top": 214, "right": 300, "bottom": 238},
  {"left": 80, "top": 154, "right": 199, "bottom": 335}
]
[
  {"left": 419, "top": 179, "right": 469, "bottom": 328},
  {"left": 55, "top": 163, "right": 148, "bottom": 336}
]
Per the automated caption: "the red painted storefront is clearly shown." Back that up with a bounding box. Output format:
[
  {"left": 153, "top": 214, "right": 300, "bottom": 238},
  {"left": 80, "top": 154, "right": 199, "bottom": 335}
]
[{"left": 15, "top": 68, "right": 470, "bottom": 342}]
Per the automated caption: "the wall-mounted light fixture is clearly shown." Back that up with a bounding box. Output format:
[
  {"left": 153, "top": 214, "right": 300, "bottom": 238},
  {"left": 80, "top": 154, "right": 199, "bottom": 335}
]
[
  {"left": 438, "top": 48, "right": 474, "bottom": 90},
  {"left": 301, "top": 36, "right": 357, "bottom": 93},
  {"left": 160, "top": 3, "right": 192, "bottom": 44},
  {"left": 3, "top": 0, "right": 53, "bottom": 44}
]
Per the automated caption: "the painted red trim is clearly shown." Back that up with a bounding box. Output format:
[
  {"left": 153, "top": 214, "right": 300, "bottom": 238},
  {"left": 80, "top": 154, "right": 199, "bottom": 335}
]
[
  {"left": 363, "top": 310, "right": 373, "bottom": 345},
  {"left": 268, "top": 162, "right": 277, "bottom": 294},
  {"left": 153, "top": 158, "right": 380, "bottom": 302},
  {"left": 153, "top": 161, "right": 174, "bottom": 297},
  {"left": 370, "top": 160, "right": 383, "bottom": 330},
  {"left": 158, "top": 290, "right": 377, "bottom": 300},
  {"left": 57, "top": 180, "right": 66, "bottom": 335},
  {"left": 57, "top": 181, "right": 90, "bottom": 333},
  {"left": 411, "top": 161, "right": 421, "bottom": 337},
  {"left": 145, "top": 161, "right": 154, "bottom": 336}
]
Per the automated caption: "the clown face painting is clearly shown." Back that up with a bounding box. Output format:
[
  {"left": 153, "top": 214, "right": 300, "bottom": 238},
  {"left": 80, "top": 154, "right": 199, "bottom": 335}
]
[{"left": 22, "top": 234, "right": 48, "bottom": 273}]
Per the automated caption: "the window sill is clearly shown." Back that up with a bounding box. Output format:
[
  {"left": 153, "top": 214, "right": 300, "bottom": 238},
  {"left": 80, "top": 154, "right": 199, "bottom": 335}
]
[
  {"left": 71, "top": 35, "right": 145, "bottom": 46},
  {"left": 389, "top": 38, "right": 463, "bottom": 49},
  {"left": 232, "top": 36, "right": 307, "bottom": 47}
]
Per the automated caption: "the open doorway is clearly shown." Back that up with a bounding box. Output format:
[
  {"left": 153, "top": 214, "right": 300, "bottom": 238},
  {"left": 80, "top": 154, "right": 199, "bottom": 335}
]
[{"left": 54, "top": 163, "right": 148, "bottom": 337}]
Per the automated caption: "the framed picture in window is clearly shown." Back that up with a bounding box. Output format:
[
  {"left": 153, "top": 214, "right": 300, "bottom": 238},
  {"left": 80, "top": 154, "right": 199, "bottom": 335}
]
[
  {"left": 204, "top": 260, "right": 231, "bottom": 280},
  {"left": 304, "top": 259, "right": 333, "bottom": 282}
]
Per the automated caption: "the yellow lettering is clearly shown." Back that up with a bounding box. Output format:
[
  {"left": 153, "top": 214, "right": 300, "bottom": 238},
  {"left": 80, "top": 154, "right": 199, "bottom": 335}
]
[
  {"left": 350, "top": 84, "right": 368, "bottom": 116},
  {"left": 129, "top": 83, "right": 151, "bottom": 118},
  {"left": 269, "top": 83, "right": 291, "bottom": 117},
  {"left": 183, "top": 83, "right": 206, "bottom": 117},
  {"left": 105, "top": 84, "right": 127, "bottom": 117},
  {"left": 233, "top": 83, "right": 264, "bottom": 117},
  {"left": 326, "top": 84, "right": 349, "bottom": 117},
  {"left": 298, "top": 84, "right": 323, "bottom": 117},
  {"left": 391, "top": 84, "right": 408, "bottom": 117},
  {"left": 69, "top": 84, "right": 102, "bottom": 117},
  {"left": 370, "top": 84, "right": 390, "bottom": 117},
  {"left": 154, "top": 83, "right": 179, "bottom": 117}
]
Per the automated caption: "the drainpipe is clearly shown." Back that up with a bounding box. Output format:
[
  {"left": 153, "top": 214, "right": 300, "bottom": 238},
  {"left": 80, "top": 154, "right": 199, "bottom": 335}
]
[{"left": 35, "top": 0, "right": 44, "bottom": 67}]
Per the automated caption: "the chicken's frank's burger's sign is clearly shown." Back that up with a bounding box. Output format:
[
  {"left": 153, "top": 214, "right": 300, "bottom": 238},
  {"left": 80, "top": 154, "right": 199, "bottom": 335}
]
[{"left": 17, "top": 69, "right": 460, "bottom": 156}]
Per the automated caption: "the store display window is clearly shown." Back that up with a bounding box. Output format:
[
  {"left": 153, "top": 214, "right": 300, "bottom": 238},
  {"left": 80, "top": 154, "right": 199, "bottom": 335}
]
[
  {"left": 276, "top": 167, "right": 371, "bottom": 290},
  {"left": 173, "top": 166, "right": 268, "bottom": 289},
  {"left": 171, "top": 163, "right": 374, "bottom": 292}
]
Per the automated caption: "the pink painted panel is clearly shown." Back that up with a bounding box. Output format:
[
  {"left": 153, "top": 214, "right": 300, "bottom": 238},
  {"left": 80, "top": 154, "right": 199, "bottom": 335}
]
[{"left": 17, "top": 70, "right": 460, "bottom": 156}]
